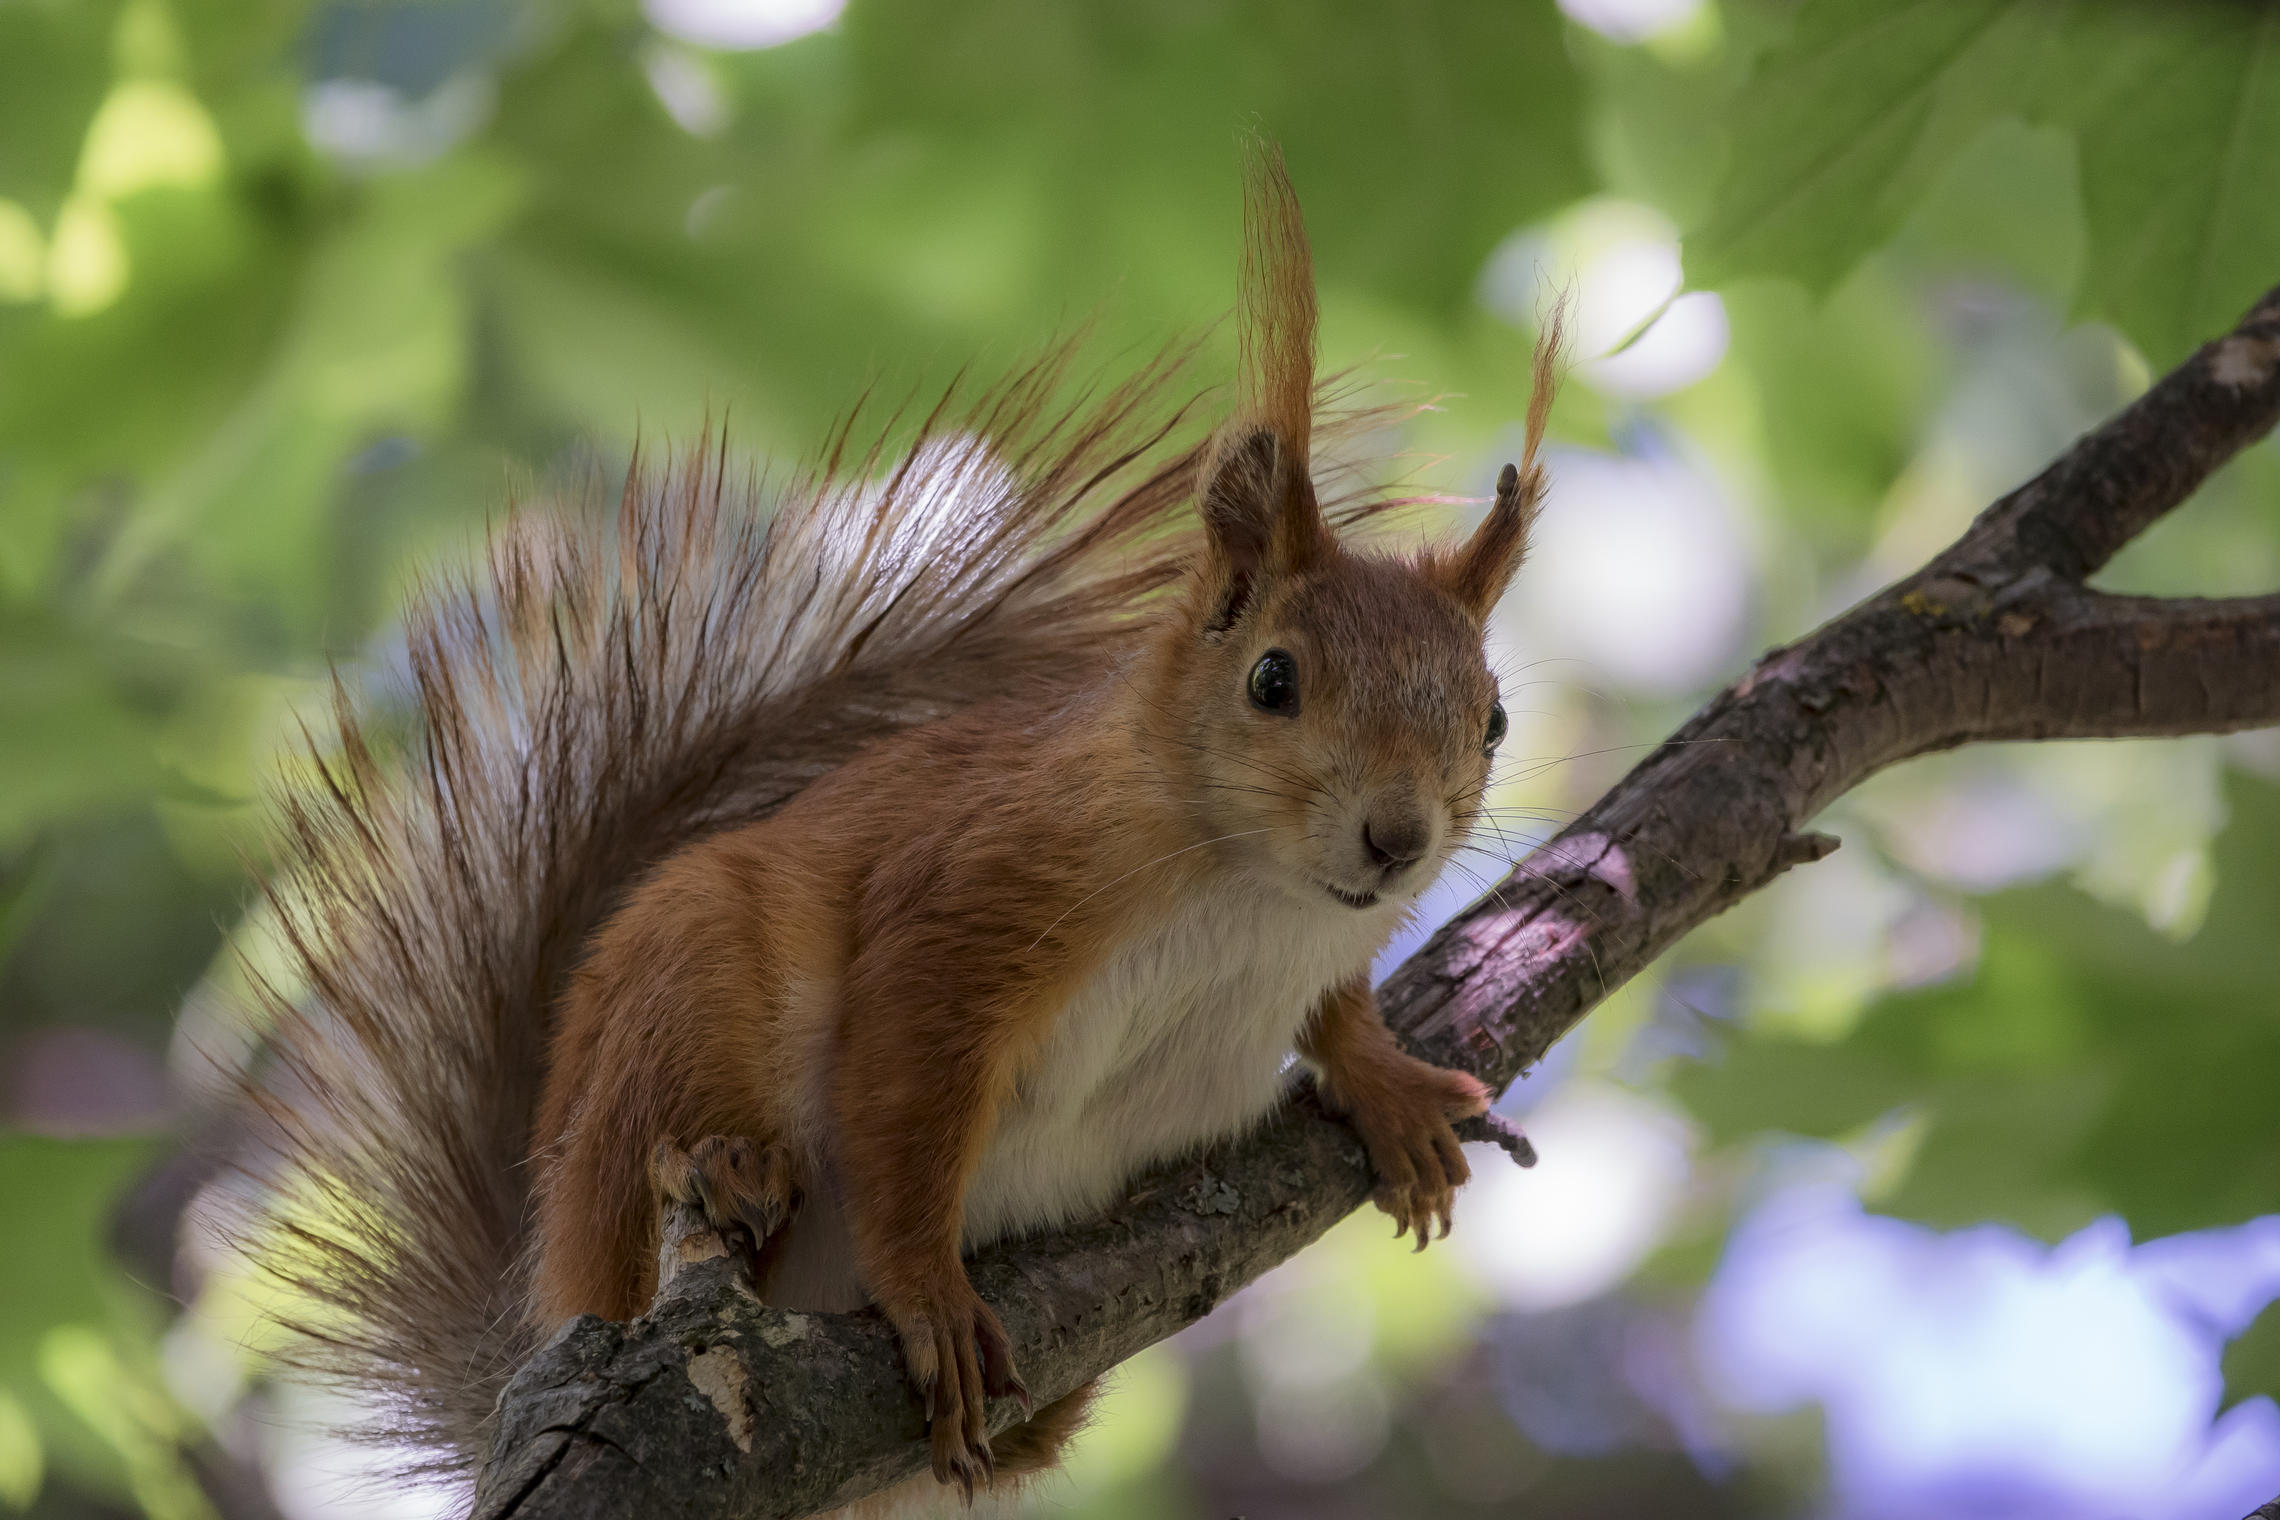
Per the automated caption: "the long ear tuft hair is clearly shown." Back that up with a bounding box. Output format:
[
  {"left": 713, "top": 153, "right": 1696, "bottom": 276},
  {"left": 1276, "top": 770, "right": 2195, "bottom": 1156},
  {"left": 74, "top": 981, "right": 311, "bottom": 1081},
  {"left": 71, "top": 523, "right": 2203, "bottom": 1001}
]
[
  {"left": 1441, "top": 294, "right": 1568, "bottom": 617},
  {"left": 1237, "top": 136, "right": 1317, "bottom": 459},
  {"left": 1196, "top": 139, "right": 1329, "bottom": 593}
]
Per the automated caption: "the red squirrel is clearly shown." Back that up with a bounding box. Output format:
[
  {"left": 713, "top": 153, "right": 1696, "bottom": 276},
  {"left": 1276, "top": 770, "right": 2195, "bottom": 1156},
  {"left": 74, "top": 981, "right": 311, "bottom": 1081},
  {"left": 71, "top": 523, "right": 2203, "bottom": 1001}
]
[{"left": 243, "top": 147, "right": 1560, "bottom": 1508}]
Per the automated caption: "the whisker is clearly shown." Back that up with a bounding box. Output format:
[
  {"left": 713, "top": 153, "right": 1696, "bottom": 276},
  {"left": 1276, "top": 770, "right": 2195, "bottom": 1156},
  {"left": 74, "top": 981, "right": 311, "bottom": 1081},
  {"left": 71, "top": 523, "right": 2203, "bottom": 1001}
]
[{"left": 1439, "top": 855, "right": 1517, "bottom": 915}]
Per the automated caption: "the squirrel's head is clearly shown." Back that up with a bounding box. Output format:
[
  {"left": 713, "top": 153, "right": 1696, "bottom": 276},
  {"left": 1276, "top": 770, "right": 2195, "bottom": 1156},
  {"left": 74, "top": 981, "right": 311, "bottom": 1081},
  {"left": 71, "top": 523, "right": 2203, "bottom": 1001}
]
[
  {"left": 1141, "top": 141, "right": 1558, "bottom": 914},
  {"left": 1150, "top": 425, "right": 1544, "bottom": 914}
]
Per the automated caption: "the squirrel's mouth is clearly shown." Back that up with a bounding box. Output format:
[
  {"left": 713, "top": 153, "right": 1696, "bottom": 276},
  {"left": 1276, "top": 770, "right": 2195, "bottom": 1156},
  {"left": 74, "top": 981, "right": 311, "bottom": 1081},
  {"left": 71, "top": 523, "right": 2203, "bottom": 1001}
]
[{"left": 1321, "top": 882, "right": 1381, "bottom": 910}]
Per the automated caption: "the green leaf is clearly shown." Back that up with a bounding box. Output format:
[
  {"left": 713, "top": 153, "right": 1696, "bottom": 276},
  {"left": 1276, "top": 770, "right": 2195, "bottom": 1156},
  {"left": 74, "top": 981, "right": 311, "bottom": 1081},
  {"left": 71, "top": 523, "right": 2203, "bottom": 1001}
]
[
  {"left": 1687, "top": 0, "right": 2059, "bottom": 294},
  {"left": 2049, "top": 4, "right": 2280, "bottom": 367},
  {"left": 1884, "top": 116, "right": 2082, "bottom": 305},
  {"left": 1690, "top": 0, "right": 2280, "bottom": 367}
]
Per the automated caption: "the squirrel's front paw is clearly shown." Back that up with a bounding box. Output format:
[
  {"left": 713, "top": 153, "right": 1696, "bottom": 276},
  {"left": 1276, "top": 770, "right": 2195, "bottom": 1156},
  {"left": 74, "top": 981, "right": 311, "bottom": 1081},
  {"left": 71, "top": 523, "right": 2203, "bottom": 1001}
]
[
  {"left": 884, "top": 1278, "right": 1029, "bottom": 1499},
  {"left": 1334, "top": 1061, "right": 1489, "bottom": 1250}
]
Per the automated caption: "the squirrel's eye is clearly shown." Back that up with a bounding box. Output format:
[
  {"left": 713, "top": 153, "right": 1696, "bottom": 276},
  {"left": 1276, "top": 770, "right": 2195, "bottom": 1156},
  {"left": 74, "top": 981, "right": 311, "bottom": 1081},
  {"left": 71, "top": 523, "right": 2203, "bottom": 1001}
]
[
  {"left": 1248, "top": 649, "right": 1300, "bottom": 714},
  {"left": 1484, "top": 700, "right": 1507, "bottom": 754}
]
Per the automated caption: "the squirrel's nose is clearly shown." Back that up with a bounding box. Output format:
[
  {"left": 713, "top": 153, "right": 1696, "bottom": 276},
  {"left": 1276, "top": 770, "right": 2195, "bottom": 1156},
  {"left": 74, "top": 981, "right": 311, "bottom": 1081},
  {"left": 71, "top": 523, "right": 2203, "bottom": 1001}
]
[{"left": 1362, "top": 816, "right": 1429, "bottom": 873}]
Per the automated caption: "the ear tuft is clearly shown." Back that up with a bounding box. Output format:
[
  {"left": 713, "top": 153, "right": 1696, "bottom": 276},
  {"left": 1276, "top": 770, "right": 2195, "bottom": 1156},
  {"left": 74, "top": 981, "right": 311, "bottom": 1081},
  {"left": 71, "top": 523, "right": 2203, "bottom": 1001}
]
[
  {"left": 1442, "top": 298, "right": 1568, "bottom": 618},
  {"left": 1238, "top": 138, "right": 1317, "bottom": 460},
  {"left": 1192, "top": 141, "right": 1333, "bottom": 630}
]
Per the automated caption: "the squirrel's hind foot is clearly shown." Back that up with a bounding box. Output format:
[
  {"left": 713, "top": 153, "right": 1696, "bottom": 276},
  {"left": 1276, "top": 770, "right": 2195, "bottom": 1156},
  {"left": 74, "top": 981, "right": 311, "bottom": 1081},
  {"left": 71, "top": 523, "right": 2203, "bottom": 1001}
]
[{"left": 649, "top": 1135, "right": 803, "bottom": 1295}]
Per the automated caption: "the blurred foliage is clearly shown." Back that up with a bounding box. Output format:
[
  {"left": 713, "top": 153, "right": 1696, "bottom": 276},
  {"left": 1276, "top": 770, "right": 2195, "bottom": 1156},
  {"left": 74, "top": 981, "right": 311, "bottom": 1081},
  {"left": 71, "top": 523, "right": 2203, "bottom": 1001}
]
[
  {"left": 2229, "top": 1300, "right": 2280, "bottom": 1413},
  {"left": 0, "top": 0, "right": 2275, "bottom": 1515},
  {"left": 0, "top": 1138, "right": 191, "bottom": 1517},
  {"left": 1675, "top": 773, "right": 2280, "bottom": 1244}
]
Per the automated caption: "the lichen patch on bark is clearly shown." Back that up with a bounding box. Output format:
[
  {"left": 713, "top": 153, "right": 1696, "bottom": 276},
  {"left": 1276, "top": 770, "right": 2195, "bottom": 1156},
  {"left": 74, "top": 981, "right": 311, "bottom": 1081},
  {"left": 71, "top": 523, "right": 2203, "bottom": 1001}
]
[
  {"left": 685, "top": 1345, "right": 754, "bottom": 1453},
  {"left": 2213, "top": 334, "right": 2279, "bottom": 388}
]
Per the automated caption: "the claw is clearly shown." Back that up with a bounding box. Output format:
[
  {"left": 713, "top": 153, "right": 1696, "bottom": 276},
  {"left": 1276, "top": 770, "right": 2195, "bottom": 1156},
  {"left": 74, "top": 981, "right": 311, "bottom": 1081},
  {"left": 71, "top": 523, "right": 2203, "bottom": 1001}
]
[
  {"left": 896, "top": 1288, "right": 1028, "bottom": 1500},
  {"left": 651, "top": 1133, "right": 802, "bottom": 1293}
]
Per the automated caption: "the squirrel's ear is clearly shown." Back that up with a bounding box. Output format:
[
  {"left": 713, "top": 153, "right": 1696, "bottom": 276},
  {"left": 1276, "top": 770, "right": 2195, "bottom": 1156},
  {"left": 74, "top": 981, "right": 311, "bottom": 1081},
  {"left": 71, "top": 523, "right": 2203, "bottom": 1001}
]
[
  {"left": 1200, "top": 426, "right": 1327, "bottom": 564},
  {"left": 1197, "top": 426, "right": 1328, "bottom": 632},
  {"left": 1438, "top": 303, "right": 1566, "bottom": 620},
  {"left": 1196, "top": 140, "right": 1329, "bottom": 631},
  {"left": 1442, "top": 459, "right": 1545, "bottom": 619}
]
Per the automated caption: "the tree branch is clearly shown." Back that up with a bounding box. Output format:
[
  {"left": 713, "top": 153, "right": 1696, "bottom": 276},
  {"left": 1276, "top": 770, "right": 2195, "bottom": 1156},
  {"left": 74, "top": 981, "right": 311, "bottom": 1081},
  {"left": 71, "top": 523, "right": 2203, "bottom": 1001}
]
[{"left": 471, "top": 285, "right": 2280, "bottom": 1520}]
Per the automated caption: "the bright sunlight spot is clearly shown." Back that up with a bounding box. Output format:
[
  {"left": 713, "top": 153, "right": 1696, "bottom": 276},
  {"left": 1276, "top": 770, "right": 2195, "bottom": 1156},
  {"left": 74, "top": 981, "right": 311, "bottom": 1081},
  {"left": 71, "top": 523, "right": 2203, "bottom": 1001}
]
[
  {"left": 1241, "top": 1249, "right": 1395, "bottom": 1481},
  {"left": 1701, "top": 1186, "right": 2280, "bottom": 1516},
  {"left": 45, "top": 77, "right": 229, "bottom": 316},
  {"left": 643, "top": 42, "right": 732, "bottom": 136},
  {"left": 1511, "top": 445, "right": 1751, "bottom": 694},
  {"left": 1557, "top": 0, "right": 1706, "bottom": 45},
  {"left": 302, "top": 75, "right": 496, "bottom": 165},
  {"left": 77, "top": 80, "right": 224, "bottom": 200},
  {"left": 47, "top": 196, "right": 128, "bottom": 317},
  {"left": 267, "top": 1392, "right": 457, "bottom": 1520},
  {"left": 1454, "top": 1082, "right": 1693, "bottom": 1312},
  {"left": 1479, "top": 199, "right": 1730, "bottom": 401},
  {"left": 643, "top": 0, "right": 845, "bottom": 51}
]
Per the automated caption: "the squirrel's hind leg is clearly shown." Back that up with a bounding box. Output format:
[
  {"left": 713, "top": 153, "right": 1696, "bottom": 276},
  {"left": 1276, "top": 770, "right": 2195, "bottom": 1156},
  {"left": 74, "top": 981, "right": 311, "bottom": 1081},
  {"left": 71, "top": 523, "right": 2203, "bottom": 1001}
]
[{"left": 649, "top": 1135, "right": 804, "bottom": 1299}]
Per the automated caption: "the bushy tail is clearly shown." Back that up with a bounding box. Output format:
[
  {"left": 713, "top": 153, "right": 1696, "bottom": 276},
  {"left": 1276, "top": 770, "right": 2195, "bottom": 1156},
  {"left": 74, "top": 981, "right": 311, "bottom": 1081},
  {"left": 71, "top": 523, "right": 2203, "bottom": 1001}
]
[{"left": 236, "top": 341, "right": 1409, "bottom": 1482}]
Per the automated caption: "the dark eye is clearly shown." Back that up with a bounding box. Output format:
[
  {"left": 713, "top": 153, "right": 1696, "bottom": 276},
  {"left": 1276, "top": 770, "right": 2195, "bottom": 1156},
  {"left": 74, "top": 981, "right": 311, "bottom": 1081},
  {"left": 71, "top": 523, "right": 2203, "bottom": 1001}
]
[
  {"left": 1248, "top": 648, "right": 1299, "bottom": 714},
  {"left": 1484, "top": 700, "right": 1507, "bottom": 753}
]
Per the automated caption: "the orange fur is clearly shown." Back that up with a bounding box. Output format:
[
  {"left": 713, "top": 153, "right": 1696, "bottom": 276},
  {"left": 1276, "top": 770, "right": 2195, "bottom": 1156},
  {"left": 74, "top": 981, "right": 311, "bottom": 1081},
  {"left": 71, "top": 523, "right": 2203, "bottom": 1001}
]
[
  {"left": 1238, "top": 140, "right": 1319, "bottom": 460},
  {"left": 532, "top": 159, "right": 1563, "bottom": 1497},
  {"left": 244, "top": 144, "right": 1564, "bottom": 1508},
  {"left": 1302, "top": 976, "right": 1489, "bottom": 1246},
  {"left": 986, "top": 1379, "right": 1098, "bottom": 1478}
]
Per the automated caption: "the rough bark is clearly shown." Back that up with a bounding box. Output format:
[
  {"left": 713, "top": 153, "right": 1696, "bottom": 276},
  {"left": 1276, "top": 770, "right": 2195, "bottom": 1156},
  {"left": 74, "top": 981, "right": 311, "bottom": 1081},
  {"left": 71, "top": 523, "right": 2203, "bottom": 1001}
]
[{"left": 472, "top": 284, "right": 2280, "bottom": 1520}]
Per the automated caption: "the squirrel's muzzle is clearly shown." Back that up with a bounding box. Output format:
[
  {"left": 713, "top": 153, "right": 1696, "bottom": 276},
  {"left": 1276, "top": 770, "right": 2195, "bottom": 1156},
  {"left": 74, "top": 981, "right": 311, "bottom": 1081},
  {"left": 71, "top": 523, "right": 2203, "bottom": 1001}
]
[{"left": 1361, "top": 812, "right": 1430, "bottom": 875}]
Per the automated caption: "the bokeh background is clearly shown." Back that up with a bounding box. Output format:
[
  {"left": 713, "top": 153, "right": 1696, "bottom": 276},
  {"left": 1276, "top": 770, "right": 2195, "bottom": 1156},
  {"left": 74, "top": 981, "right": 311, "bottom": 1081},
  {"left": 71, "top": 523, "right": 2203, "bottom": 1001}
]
[{"left": 4, "top": 0, "right": 2280, "bottom": 1515}]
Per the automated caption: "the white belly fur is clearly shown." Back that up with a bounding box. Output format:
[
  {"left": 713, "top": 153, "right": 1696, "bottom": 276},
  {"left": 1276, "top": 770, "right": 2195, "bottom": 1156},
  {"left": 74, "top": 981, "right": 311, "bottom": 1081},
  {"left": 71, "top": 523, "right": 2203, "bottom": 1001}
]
[
  {"left": 962, "top": 875, "right": 1391, "bottom": 1248},
  {"left": 766, "top": 875, "right": 1394, "bottom": 1312}
]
